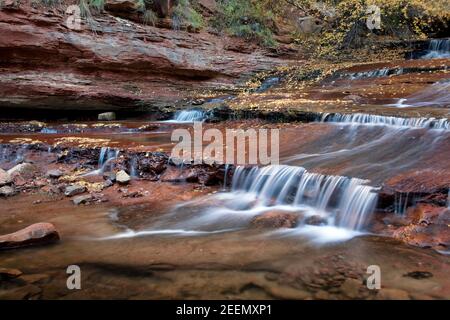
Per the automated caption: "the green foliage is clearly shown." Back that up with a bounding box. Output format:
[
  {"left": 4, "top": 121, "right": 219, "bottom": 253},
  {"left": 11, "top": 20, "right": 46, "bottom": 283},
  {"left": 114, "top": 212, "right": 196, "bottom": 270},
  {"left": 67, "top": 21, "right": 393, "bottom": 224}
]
[
  {"left": 172, "top": 0, "right": 205, "bottom": 30},
  {"left": 214, "top": 0, "right": 277, "bottom": 47},
  {"left": 89, "top": 0, "right": 105, "bottom": 11},
  {"left": 290, "top": 0, "right": 450, "bottom": 58}
]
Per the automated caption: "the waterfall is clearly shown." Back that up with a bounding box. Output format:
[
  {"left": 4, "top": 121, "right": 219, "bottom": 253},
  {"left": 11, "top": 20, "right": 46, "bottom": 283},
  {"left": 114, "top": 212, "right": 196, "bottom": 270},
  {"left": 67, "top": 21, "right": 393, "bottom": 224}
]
[
  {"left": 83, "top": 147, "right": 119, "bottom": 176},
  {"left": 170, "top": 110, "right": 206, "bottom": 123},
  {"left": 232, "top": 165, "right": 378, "bottom": 231},
  {"left": 422, "top": 39, "right": 450, "bottom": 59},
  {"left": 321, "top": 112, "right": 449, "bottom": 130}
]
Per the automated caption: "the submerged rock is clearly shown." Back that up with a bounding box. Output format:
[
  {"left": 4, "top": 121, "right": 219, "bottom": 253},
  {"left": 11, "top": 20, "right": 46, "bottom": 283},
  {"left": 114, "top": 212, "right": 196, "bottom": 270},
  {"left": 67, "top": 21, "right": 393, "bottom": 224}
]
[
  {"left": 64, "top": 184, "right": 87, "bottom": 197},
  {"left": 116, "top": 170, "right": 131, "bottom": 185},
  {"left": 0, "top": 223, "right": 59, "bottom": 250},
  {"left": 7, "top": 163, "right": 37, "bottom": 179},
  {"left": 251, "top": 211, "right": 299, "bottom": 229},
  {"left": 0, "top": 267, "right": 23, "bottom": 280},
  {"left": 72, "top": 194, "right": 94, "bottom": 205}
]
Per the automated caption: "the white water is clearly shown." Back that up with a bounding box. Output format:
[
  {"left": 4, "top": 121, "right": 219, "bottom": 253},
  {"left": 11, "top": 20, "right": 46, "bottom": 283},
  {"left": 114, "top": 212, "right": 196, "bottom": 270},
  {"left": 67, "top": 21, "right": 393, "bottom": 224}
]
[
  {"left": 422, "top": 39, "right": 450, "bottom": 59},
  {"left": 83, "top": 147, "right": 120, "bottom": 176},
  {"left": 109, "top": 165, "right": 378, "bottom": 243},
  {"left": 321, "top": 112, "right": 450, "bottom": 130},
  {"left": 390, "top": 81, "right": 450, "bottom": 108},
  {"left": 166, "top": 110, "right": 206, "bottom": 123}
]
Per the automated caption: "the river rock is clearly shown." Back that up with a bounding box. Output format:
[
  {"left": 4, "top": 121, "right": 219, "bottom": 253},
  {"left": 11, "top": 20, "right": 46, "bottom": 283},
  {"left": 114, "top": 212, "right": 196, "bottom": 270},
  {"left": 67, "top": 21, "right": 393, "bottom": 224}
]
[
  {"left": 7, "top": 163, "right": 37, "bottom": 179},
  {"left": 0, "top": 223, "right": 60, "bottom": 250},
  {"left": 98, "top": 112, "right": 116, "bottom": 121},
  {"left": 103, "top": 171, "right": 116, "bottom": 182},
  {"left": 104, "top": 0, "right": 140, "bottom": 13},
  {"left": 72, "top": 194, "right": 94, "bottom": 205},
  {"left": 46, "top": 169, "right": 63, "bottom": 179},
  {"left": 304, "top": 215, "right": 328, "bottom": 226},
  {"left": 0, "top": 186, "right": 16, "bottom": 197},
  {"left": 0, "top": 267, "right": 23, "bottom": 280},
  {"left": 64, "top": 184, "right": 86, "bottom": 197},
  {"left": 251, "top": 211, "right": 299, "bottom": 229},
  {"left": 0, "top": 168, "right": 12, "bottom": 186},
  {"left": 116, "top": 170, "right": 131, "bottom": 185}
]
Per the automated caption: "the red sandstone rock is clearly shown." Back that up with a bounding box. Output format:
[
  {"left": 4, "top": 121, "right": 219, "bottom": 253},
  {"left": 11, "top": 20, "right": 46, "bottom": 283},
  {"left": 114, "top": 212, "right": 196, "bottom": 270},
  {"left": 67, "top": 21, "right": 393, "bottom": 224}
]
[
  {"left": 0, "top": 2, "right": 289, "bottom": 112},
  {"left": 251, "top": 211, "right": 299, "bottom": 229},
  {"left": 0, "top": 223, "right": 60, "bottom": 250}
]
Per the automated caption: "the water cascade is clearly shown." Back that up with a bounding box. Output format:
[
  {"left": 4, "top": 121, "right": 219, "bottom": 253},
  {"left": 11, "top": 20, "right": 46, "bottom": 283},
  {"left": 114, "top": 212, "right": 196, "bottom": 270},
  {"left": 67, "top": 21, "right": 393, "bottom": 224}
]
[
  {"left": 231, "top": 165, "right": 378, "bottom": 231},
  {"left": 170, "top": 110, "right": 206, "bottom": 123},
  {"left": 391, "top": 81, "right": 450, "bottom": 108},
  {"left": 321, "top": 113, "right": 450, "bottom": 129},
  {"left": 422, "top": 39, "right": 450, "bottom": 59},
  {"left": 84, "top": 147, "right": 119, "bottom": 176}
]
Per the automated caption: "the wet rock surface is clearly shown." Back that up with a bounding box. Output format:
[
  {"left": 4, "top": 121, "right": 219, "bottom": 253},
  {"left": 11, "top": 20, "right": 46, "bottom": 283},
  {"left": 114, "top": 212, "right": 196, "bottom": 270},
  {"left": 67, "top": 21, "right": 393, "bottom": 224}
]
[{"left": 0, "top": 223, "right": 59, "bottom": 250}]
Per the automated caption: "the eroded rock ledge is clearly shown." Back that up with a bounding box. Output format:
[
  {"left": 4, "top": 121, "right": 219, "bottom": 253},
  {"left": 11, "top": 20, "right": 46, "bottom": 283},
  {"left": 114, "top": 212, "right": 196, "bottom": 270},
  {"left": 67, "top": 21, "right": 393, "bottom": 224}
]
[{"left": 0, "top": 1, "right": 292, "bottom": 113}]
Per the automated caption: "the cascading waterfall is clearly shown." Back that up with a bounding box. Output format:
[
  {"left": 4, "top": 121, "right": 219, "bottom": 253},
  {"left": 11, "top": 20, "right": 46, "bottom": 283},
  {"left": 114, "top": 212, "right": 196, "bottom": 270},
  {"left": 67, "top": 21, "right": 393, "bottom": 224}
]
[
  {"left": 170, "top": 110, "right": 206, "bottom": 122},
  {"left": 106, "top": 165, "right": 379, "bottom": 241},
  {"left": 321, "top": 112, "right": 450, "bottom": 130},
  {"left": 422, "top": 39, "right": 450, "bottom": 59},
  {"left": 232, "top": 165, "right": 378, "bottom": 231}
]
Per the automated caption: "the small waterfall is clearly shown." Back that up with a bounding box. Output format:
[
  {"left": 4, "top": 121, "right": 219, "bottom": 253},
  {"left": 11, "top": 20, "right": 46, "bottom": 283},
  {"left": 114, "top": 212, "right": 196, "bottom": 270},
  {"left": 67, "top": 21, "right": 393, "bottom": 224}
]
[
  {"left": 223, "top": 164, "right": 231, "bottom": 190},
  {"left": 129, "top": 155, "right": 138, "bottom": 178},
  {"left": 321, "top": 112, "right": 449, "bottom": 130},
  {"left": 391, "top": 81, "right": 450, "bottom": 108},
  {"left": 394, "top": 192, "right": 411, "bottom": 216},
  {"left": 171, "top": 110, "right": 206, "bottom": 123},
  {"left": 422, "top": 39, "right": 450, "bottom": 59},
  {"left": 83, "top": 147, "right": 119, "bottom": 176},
  {"left": 338, "top": 67, "right": 403, "bottom": 80},
  {"left": 40, "top": 128, "right": 57, "bottom": 134},
  {"left": 232, "top": 165, "right": 378, "bottom": 231}
]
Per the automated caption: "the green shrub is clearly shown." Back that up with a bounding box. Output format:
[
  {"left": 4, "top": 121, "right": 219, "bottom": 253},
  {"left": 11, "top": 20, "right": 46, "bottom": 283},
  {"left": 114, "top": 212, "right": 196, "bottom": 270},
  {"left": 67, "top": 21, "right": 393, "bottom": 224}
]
[
  {"left": 172, "top": 0, "right": 204, "bottom": 30},
  {"left": 89, "top": 0, "right": 105, "bottom": 11},
  {"left": 213, "top": 0, "right": 277, "bottom": 47}
]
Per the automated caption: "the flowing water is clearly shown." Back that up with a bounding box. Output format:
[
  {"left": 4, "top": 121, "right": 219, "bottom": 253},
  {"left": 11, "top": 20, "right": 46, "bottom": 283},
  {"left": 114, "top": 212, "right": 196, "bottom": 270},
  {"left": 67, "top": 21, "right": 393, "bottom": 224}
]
[
  {"left": 422, "top": 39, "right": 450, "bottom": 59},
  {"left": 1, "top": 57, "right": 450, "bottom": 299}
]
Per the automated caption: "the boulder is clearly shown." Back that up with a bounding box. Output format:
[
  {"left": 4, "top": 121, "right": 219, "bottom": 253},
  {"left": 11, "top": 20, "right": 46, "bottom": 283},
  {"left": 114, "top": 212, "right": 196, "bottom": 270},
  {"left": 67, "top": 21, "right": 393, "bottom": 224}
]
[
  {"left": 98, "top": 112, "right": 117, "bottom": 121},
  {"left": 64, "top": 184, "right": 86, "bottom": 197},
  {"left": 116, "top": 170, "right": 131, "bottom": 185},
  {"left": 0, "top": 168, "right": 12, "bottom": 186},
  {"left": 46, "top": 169, "right": 63, "bottom": 179},
  {"left": 0, "top": 223, "right": 60, "bottom": 250},
  {"left": 251, "top": 211, "right": 299, "bottom": 229},
  {"left": 304, "top": 215, "right": 328, "bottom": 226},
  {"left": 104, "top": 0, "right": 141, "bottom": 13},
  {"left": 7, "top": 163, "right": 38, "bottom": 179},
  {"left": 72, "top": 194, "right": 94, "bottom": 205},
  {"left": 0, "top": 185, "right": 16, "bottom": 197},
  {"left": 297, "top": 16, "right": 323, "bottom": 34}
]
